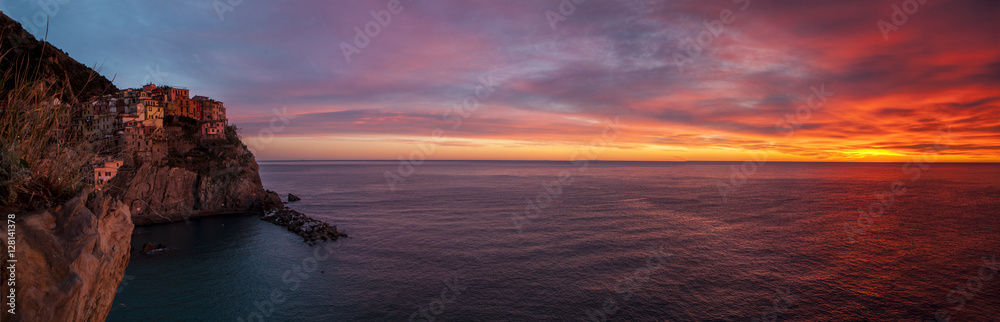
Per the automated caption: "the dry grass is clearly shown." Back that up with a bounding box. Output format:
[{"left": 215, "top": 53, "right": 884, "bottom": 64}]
[{"left": 0, "top": 28, "right": 105, "bottom": 209}]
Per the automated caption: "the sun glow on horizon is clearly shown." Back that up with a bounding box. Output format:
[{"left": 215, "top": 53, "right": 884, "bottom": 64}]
[{"left": 21, "top": 0, "right": 995, "bottom": 162}]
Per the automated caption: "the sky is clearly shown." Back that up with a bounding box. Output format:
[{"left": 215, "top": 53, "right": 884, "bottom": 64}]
[{"left": 2, "top": 0, "right": 999, "bottom": 161}]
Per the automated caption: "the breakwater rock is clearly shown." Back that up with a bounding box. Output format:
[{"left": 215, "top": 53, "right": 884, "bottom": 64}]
[{"left": 262, "top": 208, "right": 346, "bottom": 243}]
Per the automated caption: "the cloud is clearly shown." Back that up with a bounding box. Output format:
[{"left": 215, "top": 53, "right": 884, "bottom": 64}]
[{"left": 6, "top": 0, "right": 998, "bottom": 160}]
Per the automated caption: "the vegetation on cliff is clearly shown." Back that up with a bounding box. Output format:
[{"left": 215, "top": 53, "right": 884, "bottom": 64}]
[
  {"left": 0, "top": 14, "right": 117, "bottom": 103},
  {"left": 159, "top": 115, "right": 255, "bottom": 179},
  {"left": 0, "top": 79, "right": 95, "bottom": 208},
  {"left": 0, "top": 15, "right": 116, "bottom": 210}
]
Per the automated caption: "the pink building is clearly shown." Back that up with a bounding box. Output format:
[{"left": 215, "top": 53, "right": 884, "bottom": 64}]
[
  {"left": 202, "top": 121, "right": 226, "bottom": 138},
  {"left": 93, "top": 160, "right": 123, "bottom": 190}
]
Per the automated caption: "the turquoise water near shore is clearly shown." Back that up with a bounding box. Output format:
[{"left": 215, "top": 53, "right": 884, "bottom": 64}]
[{"left": 108, "top": 161, "right": 1000, "bottom": 321}]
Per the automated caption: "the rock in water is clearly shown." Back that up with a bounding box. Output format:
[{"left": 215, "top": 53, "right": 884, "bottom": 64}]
[
  {"left": 288, "top": 193, "right": 301, "bottom": 202},
  {"left": 141, "top": 242, "right": 168, "bottom": 254}
]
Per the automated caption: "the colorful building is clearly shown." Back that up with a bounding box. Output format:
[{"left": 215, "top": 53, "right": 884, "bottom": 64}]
[
  {"left": 93, "top": 159, "right": 123, "bottom": 190},
  {"left": 82, "top": 83, "right": 230, "bottom": 182},
  {"left": 202, "top": 121, "right": 227, "bottom": 138}
]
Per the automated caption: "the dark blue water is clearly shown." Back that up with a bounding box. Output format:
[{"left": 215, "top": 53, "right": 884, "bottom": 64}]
[{"left": 108, "top": 161, "right": 1000, "bottom": 321}]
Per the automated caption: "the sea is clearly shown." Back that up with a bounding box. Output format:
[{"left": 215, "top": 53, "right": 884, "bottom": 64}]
[{"left": 107, "top": 161, "right": 1000, "bottom": 321}]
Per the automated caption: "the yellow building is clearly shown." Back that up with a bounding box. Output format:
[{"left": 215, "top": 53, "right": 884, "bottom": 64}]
[{"left": 143, "top": 100, "right": 164, "bottom": 128}]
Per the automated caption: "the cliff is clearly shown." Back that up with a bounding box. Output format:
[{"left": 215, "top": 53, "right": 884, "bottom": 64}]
[
  {"left": 106, "top": 117, "right": 282, "bottom": 225},
  {"left": 1, "top": 189, "right": 133, "bottom": 322}
]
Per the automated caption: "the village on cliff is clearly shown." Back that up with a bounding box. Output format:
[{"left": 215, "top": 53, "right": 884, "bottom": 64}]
[{"left": 83, "top": 84, "right": 229, "bottom": 189}]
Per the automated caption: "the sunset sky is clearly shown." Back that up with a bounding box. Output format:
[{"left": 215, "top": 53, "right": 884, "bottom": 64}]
[{"left": 3, "top": 0, "right": 999, "bottom": 161}]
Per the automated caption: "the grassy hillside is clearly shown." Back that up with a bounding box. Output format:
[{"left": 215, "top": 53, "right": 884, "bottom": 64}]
[
  {"left": 1, "top": 13, "right": 117, "bottom": 103},
  {"left": 0, "top": 13, "right": 117, "bottom": 209}
]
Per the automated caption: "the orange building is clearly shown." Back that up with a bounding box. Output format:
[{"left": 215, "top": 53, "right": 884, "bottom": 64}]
[
  {"left": 177, "top": 98, "right": 200, "bottom": 119},
  {"left": 152, "top": 86, "right": 189, "bottom": 102}
]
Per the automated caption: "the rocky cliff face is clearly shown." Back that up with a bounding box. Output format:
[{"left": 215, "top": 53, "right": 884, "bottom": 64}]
[
  {"left": 107, "top": 123, "right": 282, "bottom": 225},
  {"left": 1, "top": 189, "right": 133, "bottom": 322},
  {"left": 110, "top": 160, "right": 282, "bottom": 225}
]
